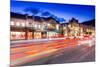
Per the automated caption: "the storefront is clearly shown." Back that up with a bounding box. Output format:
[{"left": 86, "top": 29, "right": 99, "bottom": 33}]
[
  {"left": 10, "top": 31, "right": 25, "bottom": 40},
  {"left": 47, "top": 31, "right": 58, "bottom": 38},
  {"left": 27, "top": 32, "right": 33, "bottom": 40},
  {"left": 10, "top": 31, "right": 33, "bottom": 40},
  {"left": 34, "top": 32, "right": 42, "bottom": 39}
]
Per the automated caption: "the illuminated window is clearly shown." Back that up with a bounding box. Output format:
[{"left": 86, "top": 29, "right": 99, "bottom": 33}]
[
  {"left": 28, "top": 32, "right": 33, "bottom": 39},
  {"left": 68, "top": 24, "right": 71, "bottom": 28},
  {"left": 21, "top": 22, "right": 25, "bottom": 27},
  {"left": 34, "top": 32, "right": 41, "bottom": 39},
  {"left": 10, "top": 31, "right": 25, "bottom": 40},
  {"left": 11, "top": 21, "right": 14, "bottom": 26},
  {"left": 16, "top": 22, "right": 20, "bottom": 26},
  {"left": 34, "top": 24, "right": 37, "bottom": 28},
  {"left": 56, "top": 24, "right": 59, "bottom": 30},
  {"left": 41, "top": 25, "right": 44, "bottom": 30},
  {"left": 38, "top": 24, "right": 41, "bottom": 29},
  {"left": 47, "top": 23, "right": 50, "bottom": 26},
  {"left": 47, "top": 32, "right": 57, "bottom": 38}
]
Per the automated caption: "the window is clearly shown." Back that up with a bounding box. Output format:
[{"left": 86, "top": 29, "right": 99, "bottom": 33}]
[
  {"left": 68, "top": 24, "right": 71, "bottom": 28},
  {"left": 56, "top": 24, "right": 59, "bottom": 30},
  {"left": 41, "top": 25, "right": 44, "bottom": 30},
  {"left": 34, "top": 24, "right": 38, "bottom": 28},
  {"left": 26, "top": 21, "right": 29, "bottom": 27},
  {"left": 47, "top": 23, "right": 50, "bottom": 26},
  {"left": 11, "top": 21, "right": 14, "bottom": 26},
  {"left": 16, "top": 22, "right": 20, "bottom": 26},
  {"left": 10, "top": 31, "right": 25, "bottom": 40},
  {"left": 34, "top": 32, "right": 41, "bottom": 39},
  {"left": 28, "top": 32, "right": 33, "bottom": 39},
  {"left": 38, "top": 24, "right": 41, "bottom": 29},
  {"left": 21, "top": 22, "right": 25, "bottom": 27}
]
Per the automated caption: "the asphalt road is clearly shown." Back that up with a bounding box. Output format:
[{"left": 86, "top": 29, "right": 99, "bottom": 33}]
[
  {"left": 10, "top": 38, "right": 95, "bottom": 66},
  {"left": 22, "top": 45, "right": 95, "bottom": 66},
  {"left": 45, "top": 45, "right": 95, "bottom": 64}
]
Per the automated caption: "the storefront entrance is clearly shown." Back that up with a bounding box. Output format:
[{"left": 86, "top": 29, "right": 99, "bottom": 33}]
[
  {"left": 27, "top": 32, "right": 33, "bottom": 40},
  {"left": 34, "top": 32, "right": 42, "bottom": 39}
]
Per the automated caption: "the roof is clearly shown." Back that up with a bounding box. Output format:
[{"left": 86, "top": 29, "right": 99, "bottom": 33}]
[
  {"left": 11, "top": 12, "right": 59, "bottom": 24},
  {"left": 11, "top": 12, "right": 26, "bottom": 19},
  {"left": 82, "top": 19, "right": 95, "bottom": 27}
]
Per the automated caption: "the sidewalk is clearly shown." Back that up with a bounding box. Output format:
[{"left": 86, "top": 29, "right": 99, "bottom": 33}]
[
  {"left": 11, "top": 38, "right": 65, "bottom": 44},
  {"left": 11, "top": 38, "right": 66, "bottom": 47}
]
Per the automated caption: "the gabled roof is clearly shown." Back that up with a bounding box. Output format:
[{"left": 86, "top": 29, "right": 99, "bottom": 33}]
[
  {"left": 69, "top": 18, "right": 79, "bottom": 23},
  {"left": 11, "top": 12, "right": 26, "bottom": 19},
  {"left": 11, "top": 12, "right": 60, "bottom": 24}
]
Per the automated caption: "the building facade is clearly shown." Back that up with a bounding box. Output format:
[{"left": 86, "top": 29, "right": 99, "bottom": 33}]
[
  {"left": 61, "top": 18, "right": 95, "bottom": 38},
  {"left": 10, "top": 12, "right": 95, "bottom": 40},
  {"left": 10, "top": 12, "right": 61, "bottom": 40}
]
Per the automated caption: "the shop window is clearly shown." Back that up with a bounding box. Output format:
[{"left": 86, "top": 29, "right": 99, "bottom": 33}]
[
  {"left": 47, "top": 32, "right": 58, "bottom": 38},
  {"left": 28, "top": 32, "right": 33, "bottom": 39},
  {"left": 34, "top": 32, "right": 41, "bottom": 39},
  {"left": 10, "top": 31, "right": 25, "bottom": 40}
]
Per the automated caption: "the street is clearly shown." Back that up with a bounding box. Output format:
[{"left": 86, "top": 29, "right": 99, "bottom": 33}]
[
  {"left": 10, "top": 38, "right": 95, "bottom": 66},
  {"left": 44, "top": 45, "right": 95, "bottom": 64}
]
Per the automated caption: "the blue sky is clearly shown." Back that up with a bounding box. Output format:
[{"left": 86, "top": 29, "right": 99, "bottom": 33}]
[{"left": 11, "top": 0, "right": 95, "bottom": 23}]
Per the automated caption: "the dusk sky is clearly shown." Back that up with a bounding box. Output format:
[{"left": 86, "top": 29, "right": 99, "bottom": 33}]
[{"left": 11, "top": 0, "right": 95, "bottom": 23}]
